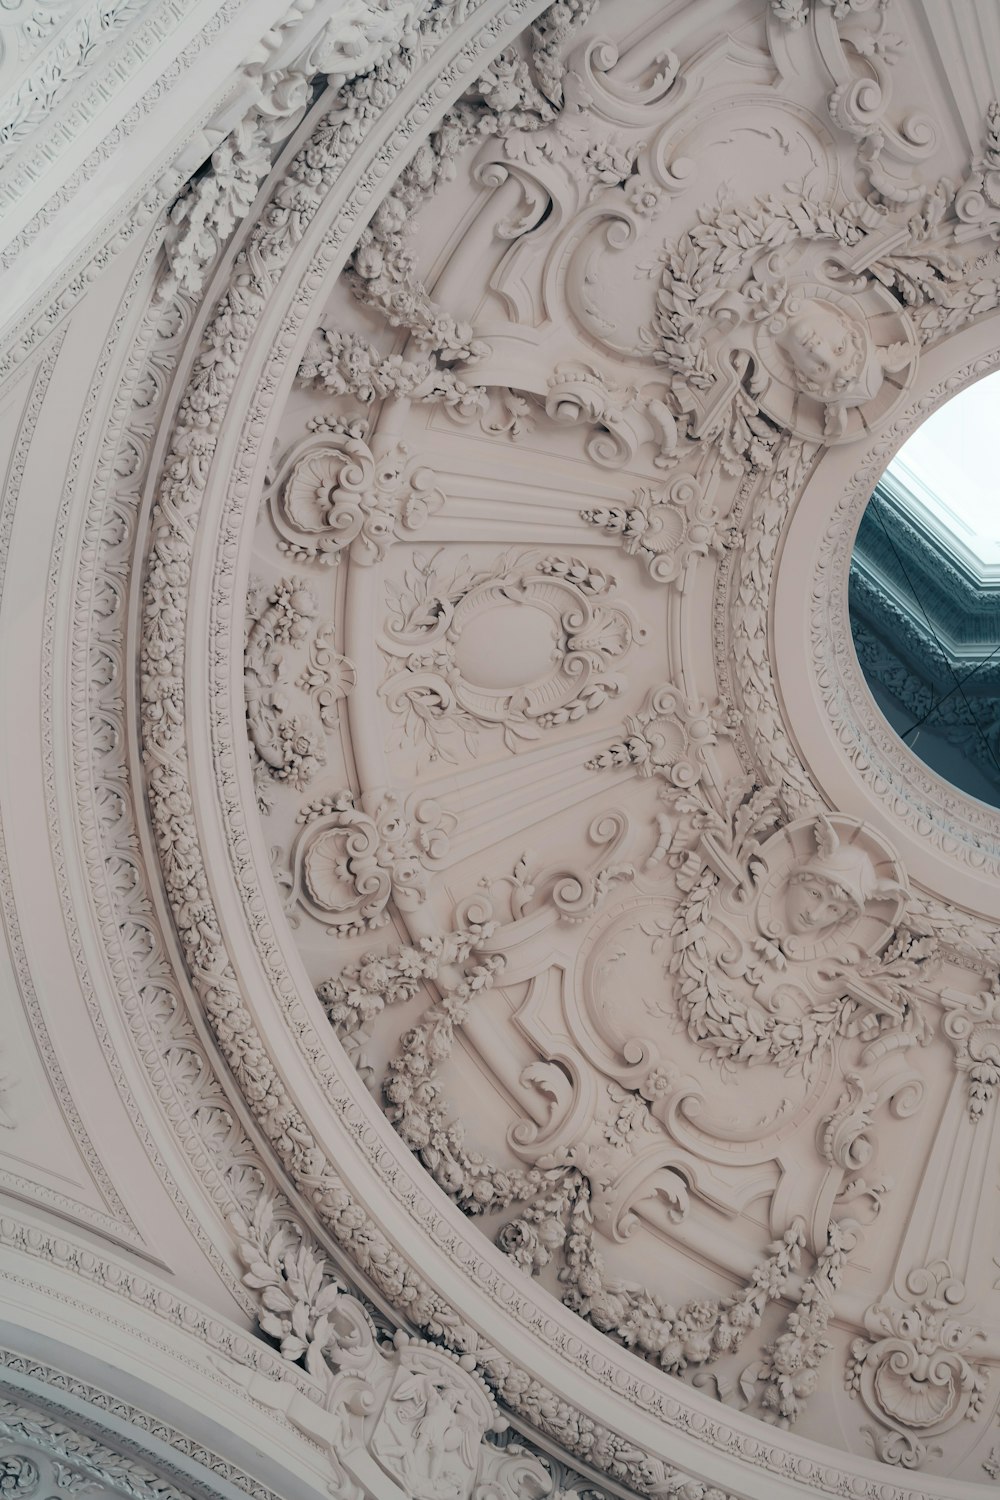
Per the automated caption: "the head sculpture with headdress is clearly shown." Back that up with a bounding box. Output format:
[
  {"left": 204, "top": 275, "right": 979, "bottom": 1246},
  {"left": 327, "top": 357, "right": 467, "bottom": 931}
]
[{"left": 778, "top": 815, "right": 905, "bottom": 943}]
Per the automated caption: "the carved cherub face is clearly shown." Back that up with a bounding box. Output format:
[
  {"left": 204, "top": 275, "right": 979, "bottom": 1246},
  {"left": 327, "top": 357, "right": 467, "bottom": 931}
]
[
  {"left": 782, "top": 871, "right": 857, "bottom": 937},
  {"left": 776, "top": 301, "right": 866, "bottom": 397}
]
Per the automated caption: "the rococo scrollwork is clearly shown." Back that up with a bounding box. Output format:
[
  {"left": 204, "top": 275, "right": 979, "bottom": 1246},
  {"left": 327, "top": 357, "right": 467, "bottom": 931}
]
[{"left": 80, "top": 0, "right": 1000, "bottom": 1493}]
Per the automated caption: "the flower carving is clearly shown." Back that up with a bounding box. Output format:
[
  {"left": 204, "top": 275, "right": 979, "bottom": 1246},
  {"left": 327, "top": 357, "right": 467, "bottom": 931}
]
[
  {"left": 244, "top": 578, "right": 329, "bottom": 809},
  {"left": 586, "top": 681, "right": 735, "bottom": 796}
]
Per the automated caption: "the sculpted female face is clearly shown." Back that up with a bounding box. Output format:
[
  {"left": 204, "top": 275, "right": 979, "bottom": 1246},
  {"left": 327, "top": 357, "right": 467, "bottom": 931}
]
[{"left": 782, "top": 871, "right": 855, "bottom": 937}]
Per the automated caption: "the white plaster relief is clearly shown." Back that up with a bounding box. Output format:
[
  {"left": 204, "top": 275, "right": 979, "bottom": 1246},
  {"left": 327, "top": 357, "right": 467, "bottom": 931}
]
[
  {"left": 162, "top": 1, "right": 431, "bottom": 299},
  {"left": 291, "top": 788, "right": 453, "bottom": 933},
  {"left": 139, "top": 5, "right": 803, "bottom": 1492},
  {"left": 41, "top": 0, "right": 1000, "bottom": 1494},
  {"left": 0, "top": 0, "right": 147, "bottom": 167},
  {"left": 170, "top": 0, "right": 1000, "bottom": 1488},
  {"left": 0, "top": 0, "right": 430, "bottom": 389},
  {"left": 0, "top": 330, "right": 154, "bottom": 1248},
  {"left": 848, "top": 1264, "right": 990, "bottom": 1468},
  {"left": 380, "top": 549, "right": 642, "bottom": 762},
  {"left": 268, "top": 421, "right": 445, "bottom": 567},
  {"left": 138, "top": 6, "right": 716, "bottom": 1491},
  {"left": 56, "top": 232, "right": 271, "bottom": 1294}
]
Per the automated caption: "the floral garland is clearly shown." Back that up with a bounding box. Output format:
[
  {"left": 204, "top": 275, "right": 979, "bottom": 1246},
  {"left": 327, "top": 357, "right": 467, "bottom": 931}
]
[
  {"left": 664, "top": 786, "right": 936, "bottom": 1078},
  {"left": 317, "top": 915, "right": 824, "bottom": 1396}
]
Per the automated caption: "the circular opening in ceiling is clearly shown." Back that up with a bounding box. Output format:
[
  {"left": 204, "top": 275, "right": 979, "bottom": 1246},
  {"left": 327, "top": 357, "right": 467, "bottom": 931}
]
[{"left": 849, "top": 371, "right": 1000, "bottom": 810}]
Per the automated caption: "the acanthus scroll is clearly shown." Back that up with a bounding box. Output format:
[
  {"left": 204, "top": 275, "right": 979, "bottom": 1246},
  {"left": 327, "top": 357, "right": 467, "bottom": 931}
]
[
  {"left": 846, "top": 1262, "right": 990, "bottom": 1458},
  {"left": 270, "top": 420, "right": 444, "bottom": 567}
]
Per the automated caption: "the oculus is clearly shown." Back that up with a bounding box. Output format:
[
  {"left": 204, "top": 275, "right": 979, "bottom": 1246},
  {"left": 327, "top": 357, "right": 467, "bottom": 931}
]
[{"left": 849, "top": 374, "right": 1000, "bottom": 810}]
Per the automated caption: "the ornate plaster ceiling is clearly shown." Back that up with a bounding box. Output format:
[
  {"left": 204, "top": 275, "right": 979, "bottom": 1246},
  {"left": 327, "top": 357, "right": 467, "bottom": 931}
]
[{"left": 11, "top": 2, "right": 1000, "bottom": 1499}]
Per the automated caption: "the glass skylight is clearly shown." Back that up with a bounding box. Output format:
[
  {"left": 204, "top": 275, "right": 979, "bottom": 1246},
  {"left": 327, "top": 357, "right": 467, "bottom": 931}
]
[
  {"left": 883, "top": 369, "right": 1000, "bottom": 576},
  {"left": 848, "top": 373, "right": 1000, "bottom": 812}
]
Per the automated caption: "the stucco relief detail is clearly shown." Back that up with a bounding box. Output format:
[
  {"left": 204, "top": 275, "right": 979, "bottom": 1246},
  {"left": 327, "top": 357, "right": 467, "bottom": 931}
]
[
  {"left": 769, "top": 0, "right": 937, "bottom": 205},
  {"left": 586, "top": 681, "right": 736, "bottom": 799},
  {"left": 380, "top": 550, "right": 642, "bottom": 761},
  {"left": 305, "top": 778, "right": 935, "bottom": 1434},
  {"left": 648, "top": 192, "right": 918, "bottom": 464},
  {"left": 940, "top": 984, "right": 1000, "bottom": 1123},
  {"left": 0, "top": 1454, "right": 37, "bottom": 1493},
  {"left": 270, "top": 422, "right": 444, "bottom": 567},
  {"left": 291, "top": 789, "right": 453, "bottom": 933},
  {"left": 847, "top": 1264, "right": 990, "bottom": 1467},
  {"left": 954, "top": 99, "right": 1000, "bottom": 242},
  {"left": 107, "top": 0, "right": 1000, "bottom": 1488},
  {"left": 62, "top": 226, "right": 271, "bottom": 1292},
  {"left": 0, "top": 1345, "right": 629, "bottom": 1500},
  {"left": 0, "top": 0, "right": 144, "bottom": 168},
  {"left": 244, "top": 576, "right": 335, "bottom": 808},
  {"left": 722, "top": 112, "right": 1000, "bottom": 859},
  {"left": 370, "top": 1349, "right": 507, "bottom": 1499},
  {"left": 0, "top": 1409, "right": 192, "bottom": 1500},
  {"left": 231, "top": 1196, "right": 753, "bottom": 1500},
  {"left": 298, "top": 327, "right": 488, "bottom": 419},
  {"left": 134, "top": 3, "right": 742, "bottom": 1492},
  {"left": 581, "top": 475, "right": 727, "bottom": 587},
  {"left": 3, "top": 327, "right": 164, "bottom": 1247},
  {"left": 662, "top": 793, "right": 930, "bottom": 1079},
  {"left": 231, "top": 1195, "right": 586, "bottom": 1500},
  {"left": 727, "top": 439, "right": 821, "bottom": 812},
  {"left": 162, "top": 1, "right": 430, "bottom": 297}
]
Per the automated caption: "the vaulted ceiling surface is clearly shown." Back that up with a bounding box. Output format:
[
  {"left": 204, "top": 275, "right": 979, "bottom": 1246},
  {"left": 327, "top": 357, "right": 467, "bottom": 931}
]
[
  {"left": 201, "top": 0, "right": 1000, "bottom": 1483},
  {"left": 10, "top": 3, "right": 1000, "bottom": 1500}
]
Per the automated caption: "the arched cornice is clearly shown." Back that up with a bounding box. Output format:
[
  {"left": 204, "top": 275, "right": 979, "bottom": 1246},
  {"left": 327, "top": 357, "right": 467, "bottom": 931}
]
[{"left": 46, "top": 1, "right": 1000, "bottom": 1496}]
